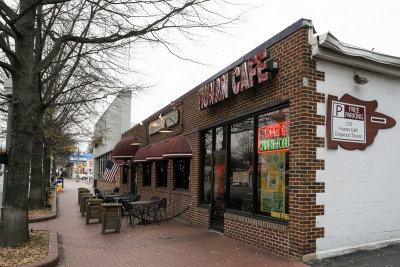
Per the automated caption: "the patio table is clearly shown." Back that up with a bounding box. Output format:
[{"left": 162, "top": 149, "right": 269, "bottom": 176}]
[{"left": 130, "top": 200, "right": 159, "bottom": 225}]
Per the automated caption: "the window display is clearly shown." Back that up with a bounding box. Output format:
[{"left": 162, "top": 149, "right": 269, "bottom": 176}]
[{"left": 257, "top": 108, "right": 290, "bottom": 220}]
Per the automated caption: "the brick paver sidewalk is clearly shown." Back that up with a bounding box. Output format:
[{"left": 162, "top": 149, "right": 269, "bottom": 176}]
[{"left": 31, "top": 179, "right": 309, "bottom": 267}]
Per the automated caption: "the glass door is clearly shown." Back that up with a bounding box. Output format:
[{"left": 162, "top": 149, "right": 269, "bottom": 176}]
[{"left": 211, "top": 151, "right": 226, "bottom": 231}]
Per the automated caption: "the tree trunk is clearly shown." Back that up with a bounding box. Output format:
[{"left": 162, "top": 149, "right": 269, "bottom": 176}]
[
  {"left": 0, "top": 2, "right": 38, "bottom": 247},
  {"left": 0, "top": 77, "right": 38, "bottom": 246},
  {"left": 29, "top": 111, "right": 44, "bottom": 209}
]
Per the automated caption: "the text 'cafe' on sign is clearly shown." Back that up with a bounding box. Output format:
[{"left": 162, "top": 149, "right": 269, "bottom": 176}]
[{"left": 198, "top": 49, "right": 278, "bottom": 110}]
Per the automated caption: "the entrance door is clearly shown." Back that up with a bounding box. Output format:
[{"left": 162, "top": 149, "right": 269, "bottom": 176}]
[{"left": 211, "top": 151, "right": 226, "bottom": 231}]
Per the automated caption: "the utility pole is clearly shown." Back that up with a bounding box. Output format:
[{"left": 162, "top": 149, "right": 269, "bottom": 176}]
[{"left": 75, "top": 146, "right": 80, "bottom": 182}]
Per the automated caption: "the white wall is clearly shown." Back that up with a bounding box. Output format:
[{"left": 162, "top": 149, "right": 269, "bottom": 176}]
[
  {"left": 315, "top": 61, "right": 400, "bottom": 258},
  {"left": 93, "top": 92, "right": 132, "bottom": 176}
]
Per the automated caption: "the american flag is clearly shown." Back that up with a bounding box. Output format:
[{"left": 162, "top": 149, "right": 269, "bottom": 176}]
[{"left": 102, "top": 160, "right": 119, "bottom": 182}]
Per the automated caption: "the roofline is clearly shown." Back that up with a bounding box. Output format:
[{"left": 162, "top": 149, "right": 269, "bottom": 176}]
[
  {"left": 312, "top": 32, "right": 400, "bottom": 78},
  {"left": 129, "top": 18, "right": 314, "bottom": 128}
]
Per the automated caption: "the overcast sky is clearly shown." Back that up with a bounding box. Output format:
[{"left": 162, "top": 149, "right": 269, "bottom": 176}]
[{"left": 124, "top": 0, "right": 400, "bottom": 126}]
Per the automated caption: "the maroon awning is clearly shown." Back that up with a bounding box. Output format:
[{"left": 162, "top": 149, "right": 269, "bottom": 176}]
[
  {"left": 133, "top": 146, "right": 150, "bottom": 163},
  {"left": 112, "top": 135, "right": 140, "bottom": 159},
  {"left": 163, "top": 135, "right": 192, "bottom": 159},
  {"left": 146, "top": 142, "right": 166, "bottom": 161}
]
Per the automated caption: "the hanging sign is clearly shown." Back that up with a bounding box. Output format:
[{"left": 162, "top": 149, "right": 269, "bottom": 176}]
[
  {"left": 149, "top": 109, "right": 179, "bottom": 135},
  {"left": 327, "top": 94, "right": 396, "bottom": 150}
]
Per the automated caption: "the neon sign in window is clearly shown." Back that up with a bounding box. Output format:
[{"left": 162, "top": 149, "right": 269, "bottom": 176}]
[{"left": 258, "top": 121, "right": 290, "bottom": 153}]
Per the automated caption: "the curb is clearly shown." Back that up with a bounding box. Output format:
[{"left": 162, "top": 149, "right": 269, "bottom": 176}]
[
  {"left": 23, "top": 231, "right": 59, "bottom": 267},
  {"left": 28, "top": 190, "right": 58, "bottom": 223}
]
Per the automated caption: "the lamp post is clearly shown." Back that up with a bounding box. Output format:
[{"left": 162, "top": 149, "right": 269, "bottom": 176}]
[
  {"left": 1, "top": 78, "right": 13, "bottom": 215},
  {"left": 74, "top": 147, "right": 82, "bottom": 181}
]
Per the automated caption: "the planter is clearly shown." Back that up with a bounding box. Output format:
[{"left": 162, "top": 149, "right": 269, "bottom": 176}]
[
  {"left": 80, "top": 193, "right": 93, "bottom": 213},
  {"left": 101, "top": 203, "right": 122, "bottom": 234},
  {"left": 78, "top": 188, "right": 90, "bottom": 205},
  {"left": 86, "top": 199, "right": 103, "bottom": 224},
  {"left": 81, "top": 194, "right": 94, "bottom": 217}
]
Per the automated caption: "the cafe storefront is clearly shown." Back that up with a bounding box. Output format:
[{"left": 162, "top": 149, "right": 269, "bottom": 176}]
[{"left": 96, "top": 18, "right": 400, "bottom": 260}]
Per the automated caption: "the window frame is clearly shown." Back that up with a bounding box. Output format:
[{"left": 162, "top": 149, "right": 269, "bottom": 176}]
[
  {"left": 199, "top": 101, "right": 290, "bottom": 222},
  {"left": 156, "top": 160, "right": 168, "bottom": 188},
  {"left": 174, "top": 158, "right": 190, "bottom": 190},
  {"left": 142, "top": 162, "right": 152, "bottom": 187}
]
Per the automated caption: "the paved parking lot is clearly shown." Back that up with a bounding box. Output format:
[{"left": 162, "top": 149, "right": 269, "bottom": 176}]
[{"left": 31, "top": 179, "right": 308, "bottom": 267}]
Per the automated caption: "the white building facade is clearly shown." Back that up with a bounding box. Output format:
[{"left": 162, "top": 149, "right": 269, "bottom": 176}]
[
  {"left": 93, "top": 92, "right": 132, "bottom": 180},
  {"left": 312, "top": 32, "right": 400, "bottom": 259}
]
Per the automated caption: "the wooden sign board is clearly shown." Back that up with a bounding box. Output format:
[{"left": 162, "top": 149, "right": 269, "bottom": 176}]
[{"left": 327, "top": 94, "right": 396, "bottom": 150}]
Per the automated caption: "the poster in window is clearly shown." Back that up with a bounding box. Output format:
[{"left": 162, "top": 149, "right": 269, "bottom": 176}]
[
  {"left": 214, "top": 164, "right": 225, "bottom": 199},
  {"left": 260, "top": 151, "right": 286, "bottom": 217}
]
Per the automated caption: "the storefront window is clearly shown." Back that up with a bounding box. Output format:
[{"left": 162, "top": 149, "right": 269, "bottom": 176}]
[
  {"left": 200, "top": 105, "right": 289, "bottom": 222},
  {"left": 215, "top": 126, "right": 226, "bottom": 151},
  {"left": 143, "top": 162, "right": 152, "bottom": 187},
  {"left": 229, "top": 118, "right": 253, "bottom": 213},
  {"left": 201, "top": 130, "right": 212, "bottom": 204},
  {"left": 156, "top": 161, "right": 168, "bottom": 187},
  {"left": 174, "top": 159, "right": 190, "bottom": 190},
  {"left": 257, "top": 107, "right": 290, "bottom": 220},
  {"left": 121, "top": 165, "right": 128, "bottom": 184},
  {"left": 98, "top": 153, "right": 110, "bottom": 179}
]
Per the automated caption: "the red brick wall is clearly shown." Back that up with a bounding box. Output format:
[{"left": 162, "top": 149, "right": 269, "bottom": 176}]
[
  {"left": 225, "top": 213, "right": 289, "bottom": 257},
  {"left": 114, "top": 26, "right": 325, "bottom": 259}
]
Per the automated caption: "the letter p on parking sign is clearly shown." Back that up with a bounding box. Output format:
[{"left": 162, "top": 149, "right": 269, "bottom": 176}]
[{"left": 333, "top": 102, "right": 344, "bottom": 118}]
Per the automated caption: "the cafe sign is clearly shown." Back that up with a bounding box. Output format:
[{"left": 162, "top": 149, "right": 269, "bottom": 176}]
[
  {"left": 327, "top": 94, "right": 396, "bottom": 150},
  {"left": 198, "top": 49, "right": 278, "bottom": 110}
]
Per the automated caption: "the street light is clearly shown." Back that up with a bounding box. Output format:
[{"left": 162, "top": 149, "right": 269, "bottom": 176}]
[
  {"left": 4, "top": 78, "right": 12, "bottom": 95},
  {"left": 1, "top": 78, "right": 12, "bottom": 217},
  {"left": 74, "top": 148, "right": 82, "bottom": 181}
]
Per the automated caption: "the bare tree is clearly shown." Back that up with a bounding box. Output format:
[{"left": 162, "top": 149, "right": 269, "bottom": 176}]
[{"left": 0, "top": 0, "right": 238, "bottom": 246}]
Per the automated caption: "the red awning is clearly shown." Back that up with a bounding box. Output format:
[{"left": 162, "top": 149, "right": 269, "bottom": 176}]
[
  {"left": 146, "top": 142, "right": 166, "bottom": 161},
  {"left": 112, "top": 136, "right": 140, "bottom": 159},
  {"left": 133, "top": 146, "right": 150, "bottom": 163},
  {"left": 163, "top": 135, "right": 192, "bottom": 158}
]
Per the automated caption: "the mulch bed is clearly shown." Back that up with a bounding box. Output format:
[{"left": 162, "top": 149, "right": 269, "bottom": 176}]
[
  {"left": 0, "top": 189, "right": 56, "bottom": 266},
  {"left": 0, "top": 230, "right": 49, "bottom": 266}
]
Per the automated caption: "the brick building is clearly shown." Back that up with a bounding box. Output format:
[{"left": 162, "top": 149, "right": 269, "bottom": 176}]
[{"left": 95, "top": 19, "right": 400, "bottom": 260}]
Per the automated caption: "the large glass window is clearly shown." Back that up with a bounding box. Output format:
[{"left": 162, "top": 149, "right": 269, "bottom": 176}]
[
  {"left": 174, "top": 159, "right": 190, "bottom": 190},
  {"left": 215, "top": 126, "right": 226, "bottom": 151},
  {"left": 200, "top": 105, "right": 290, "bottom": 221},
  {"left": 98, "top": 153, "right": 110, "bottom": 179},
  {"left": 257, "top": 107, "right": 290, "bottom": 220},
  {"left": 229, "top": 118, "right": 254, "bottom": 212},
  {"left": 142, "top": 163, "right": 152, "bottom": 187},
  {"left": 156, "top": 161, "right": 168, "bottom": 187},
  {"left": 201, "top": 130, "right": 212, "bottom": 204}
]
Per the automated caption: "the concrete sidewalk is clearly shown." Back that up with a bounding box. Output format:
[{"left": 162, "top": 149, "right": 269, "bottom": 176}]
[{"left": 30, "top": 179, "right": 308, "bottom": 267}]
